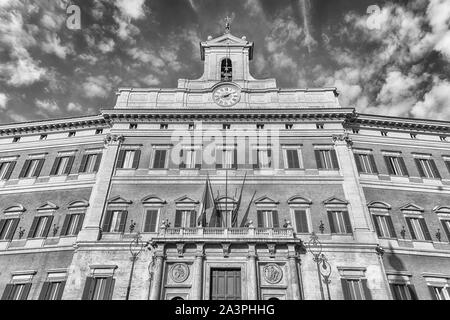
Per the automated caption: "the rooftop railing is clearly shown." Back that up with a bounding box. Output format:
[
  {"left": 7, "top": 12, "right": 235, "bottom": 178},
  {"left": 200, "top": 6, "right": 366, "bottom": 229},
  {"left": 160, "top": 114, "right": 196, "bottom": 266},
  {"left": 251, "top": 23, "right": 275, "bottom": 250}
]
[{"left": 157, "top": 226, "right": 294, "bottom": 239}]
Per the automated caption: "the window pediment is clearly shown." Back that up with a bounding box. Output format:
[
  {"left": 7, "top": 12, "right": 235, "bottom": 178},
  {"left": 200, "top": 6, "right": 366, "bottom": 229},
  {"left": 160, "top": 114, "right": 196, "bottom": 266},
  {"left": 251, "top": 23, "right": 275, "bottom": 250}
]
[
  {"left": 107, "top": 196, "right": 132, "bottom": 205},
  {"left": 174, "top": 195, "right": 199, "bottom": 205},
  {"left": 433, "top": 206, "right": 450, "bottom": 215},
  {"left": 323, "top": 196, "right": 348, "bottom": 206},
  {"left": 367, "top": 201, "right": 391, "bottom": 210},
  {"left": 37, "top": 201, "right": 59, "bottom": 211},
  {"left": 67, "top": 199, "right": 89, "bottom": 209},
  {"left": 287, "top": 196, "right": 312, "bottom": 205},
  {"left": 254, "top": 196, "right": 279, "bottom": 205},
  {"left": 141, "top": 195, "right": 167, "bottom": 205},
  {"left": 400, "top": 203, "right": 424, "bottom": 212},
  {"left": 4, "top": 204, "right": 26, "bottom": 214}
]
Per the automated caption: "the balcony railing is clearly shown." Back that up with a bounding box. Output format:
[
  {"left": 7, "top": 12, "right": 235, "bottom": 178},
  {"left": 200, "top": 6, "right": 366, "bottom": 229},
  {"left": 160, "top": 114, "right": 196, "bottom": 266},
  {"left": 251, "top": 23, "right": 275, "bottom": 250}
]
[{"left": 157, "top": 226, "right": 294, "bottom": 239}]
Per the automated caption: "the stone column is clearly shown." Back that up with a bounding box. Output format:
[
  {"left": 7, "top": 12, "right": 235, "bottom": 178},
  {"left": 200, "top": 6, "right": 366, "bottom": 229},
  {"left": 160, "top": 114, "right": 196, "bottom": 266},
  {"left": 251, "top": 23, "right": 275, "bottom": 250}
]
[
  {"left": 288, "top": 244, "right": 301, "bottom": 300},
  {"left": 192, "top": 243, "right": 204, "bottom": 300},
  {"left": 247, "top": 243, "right": 258, "bottom": 299},
  {"left": 332, "top": 134, "right": 376, "bottom": 242},
  {"left": 77, "top": 134, "right": 124, "bottom": 242},
  {"left": 150, "top": 254, "right": 164, "bottom": 300}
]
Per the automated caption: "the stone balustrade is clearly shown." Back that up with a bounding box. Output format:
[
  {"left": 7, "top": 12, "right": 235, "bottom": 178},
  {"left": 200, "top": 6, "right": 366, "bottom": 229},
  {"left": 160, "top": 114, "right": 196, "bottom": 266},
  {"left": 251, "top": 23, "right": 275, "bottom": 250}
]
[{"left": 157, "top": 226, "right": 294, "bottom": 239}]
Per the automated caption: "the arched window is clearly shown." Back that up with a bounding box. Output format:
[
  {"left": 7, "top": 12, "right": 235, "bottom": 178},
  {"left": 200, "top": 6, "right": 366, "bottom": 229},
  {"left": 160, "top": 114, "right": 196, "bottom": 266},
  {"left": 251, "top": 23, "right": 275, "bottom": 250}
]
[
  {"left": 221, "top": 58, "right": 232, "bottom": 81},
  {"left": 171, "top": 296, "right": 184, "bottom": 300}
]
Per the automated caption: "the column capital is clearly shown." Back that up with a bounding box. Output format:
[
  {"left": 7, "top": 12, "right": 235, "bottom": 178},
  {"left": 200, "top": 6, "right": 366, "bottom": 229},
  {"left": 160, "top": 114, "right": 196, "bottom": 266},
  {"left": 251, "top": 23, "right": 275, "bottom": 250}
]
[
  {"left": 332, "top": 133, "right": 352, "bottom": 147},
  {"left": 104, "top": 134, "right": 125, "bottom": 145}
]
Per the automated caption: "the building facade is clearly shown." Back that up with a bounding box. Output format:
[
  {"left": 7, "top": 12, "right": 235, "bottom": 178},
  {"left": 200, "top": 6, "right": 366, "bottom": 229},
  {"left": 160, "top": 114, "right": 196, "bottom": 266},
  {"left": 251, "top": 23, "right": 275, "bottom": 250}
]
[{"left": 0, "top": 31, "right": 450, "bottom": 300}]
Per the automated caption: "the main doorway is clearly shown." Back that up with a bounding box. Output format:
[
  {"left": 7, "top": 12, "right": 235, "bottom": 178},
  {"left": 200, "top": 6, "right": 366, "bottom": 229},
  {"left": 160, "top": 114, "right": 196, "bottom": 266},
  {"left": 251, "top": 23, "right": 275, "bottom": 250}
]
[{"left": 210, "top": 268, "right": 241, "bottom": 300}]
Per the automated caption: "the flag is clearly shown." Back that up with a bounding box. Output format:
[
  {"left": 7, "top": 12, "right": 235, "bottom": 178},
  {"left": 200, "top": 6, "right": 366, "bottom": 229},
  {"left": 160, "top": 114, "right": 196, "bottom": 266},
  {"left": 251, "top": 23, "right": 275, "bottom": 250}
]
[
  {"left": 197, "top": 176, "right": 214, "bottom": 226},
  {"left": 239, "top": 190, "right": 256, "bottom": 227},
  {"left": 232, "top": 172, "right": 247, "bottom": 227}
]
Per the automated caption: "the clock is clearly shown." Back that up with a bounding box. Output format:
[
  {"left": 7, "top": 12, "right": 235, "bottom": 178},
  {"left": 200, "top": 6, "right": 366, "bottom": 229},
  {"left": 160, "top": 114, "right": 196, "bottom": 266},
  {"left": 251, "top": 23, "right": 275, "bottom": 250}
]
[{"left": 213, "top": 84, "right": 241, "bottom": 107}]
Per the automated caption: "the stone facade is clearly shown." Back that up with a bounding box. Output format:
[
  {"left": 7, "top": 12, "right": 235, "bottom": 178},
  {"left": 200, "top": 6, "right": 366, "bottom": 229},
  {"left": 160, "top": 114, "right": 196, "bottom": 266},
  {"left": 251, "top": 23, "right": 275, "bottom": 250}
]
[{"left": 0, "top": 31, "right": 449, "bottom": 300}]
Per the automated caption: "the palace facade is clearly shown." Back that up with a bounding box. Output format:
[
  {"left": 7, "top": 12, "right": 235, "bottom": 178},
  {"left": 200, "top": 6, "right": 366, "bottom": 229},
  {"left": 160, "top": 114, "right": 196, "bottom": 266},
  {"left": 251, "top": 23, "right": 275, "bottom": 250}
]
[{"left": 0, "top": 31, "right": 450, "bottom": 300}]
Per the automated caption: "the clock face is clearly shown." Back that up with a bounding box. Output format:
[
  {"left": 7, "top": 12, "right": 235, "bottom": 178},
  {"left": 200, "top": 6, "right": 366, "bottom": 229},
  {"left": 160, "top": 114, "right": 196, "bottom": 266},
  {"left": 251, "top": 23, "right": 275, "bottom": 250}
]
[{"left": 213, "top": 85, "right": 241, "bottom": 107}]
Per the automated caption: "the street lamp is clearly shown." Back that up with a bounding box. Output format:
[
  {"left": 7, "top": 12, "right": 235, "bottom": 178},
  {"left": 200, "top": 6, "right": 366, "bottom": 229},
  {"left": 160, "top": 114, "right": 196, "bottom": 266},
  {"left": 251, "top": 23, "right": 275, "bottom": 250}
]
[
  {"left": 308, "top": 232, "right": 325, "bottom": 300},
  {"left": 125, "top": 232, "right": 146, "bottom": 300},
  {"left": 319, "top": 254, "right": 332, "bottom": 300}
]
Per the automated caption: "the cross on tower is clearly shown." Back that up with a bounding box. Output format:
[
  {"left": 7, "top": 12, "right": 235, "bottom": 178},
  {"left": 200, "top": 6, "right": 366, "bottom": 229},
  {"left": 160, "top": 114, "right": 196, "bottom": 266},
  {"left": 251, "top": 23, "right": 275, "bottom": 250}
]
[{"left": 224, "top": 16, "right": 231, "bottom": 34}]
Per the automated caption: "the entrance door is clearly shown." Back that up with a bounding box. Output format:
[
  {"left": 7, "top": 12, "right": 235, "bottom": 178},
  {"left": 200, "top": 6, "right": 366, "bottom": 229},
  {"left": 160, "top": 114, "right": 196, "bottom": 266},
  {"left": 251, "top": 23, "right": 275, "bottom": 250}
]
[{"left": 210, "top": 269, "right": 241, "bottom": 300}]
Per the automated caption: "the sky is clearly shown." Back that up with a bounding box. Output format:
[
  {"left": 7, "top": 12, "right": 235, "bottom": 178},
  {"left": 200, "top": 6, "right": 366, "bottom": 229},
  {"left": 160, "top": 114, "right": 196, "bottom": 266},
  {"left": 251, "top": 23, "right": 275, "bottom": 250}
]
[{"left": 0, "top": 0, "right": 449, "bottom": 124}]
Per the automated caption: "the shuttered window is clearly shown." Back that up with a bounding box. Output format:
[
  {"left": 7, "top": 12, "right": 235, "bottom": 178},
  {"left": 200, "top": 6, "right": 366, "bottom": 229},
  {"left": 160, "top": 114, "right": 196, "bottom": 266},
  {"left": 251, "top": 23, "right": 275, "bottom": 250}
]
[
  {"left": 19, "top": 158, "right": 45, "bottom": 178},
  {"left": 1, "top": 283, "right": 32, "bottom": 300},
  {"left": 257, "top": 150, "right": 271, "bottom": 169},
  {"left": 257, "top": 210, "right": 279, "bottom": 228},
  {"left": 60, "top": 213, "right": 85, "bottom": 236},
  {"left": 38, "top": 281, "right": 66, "bottom": 300},
  {"left": 341, "top": 279, "right": 372, "bottom": 300},
  {"left": 294, "top": 210, "right": 309, "bottom": 233},
  {"left": 81, "top": 276, "right": 115, "bottom": 300},
  {"left": 174, "top": 210, "right": 196, "bottom": 228},
  {"left": 28, "top": 215, "right": 53, "bottom": 238},
  {"left": 414, "top": 158, "right": 441, "bottom": 179},
  {"left": 354, "top": 153, "right": 378, "bottom": 174},
  {"left": 440, "top": 219, "right": 450, "bottom": 242},
  {"left": 102, "top": 210, "right": 127, "bottom": 233},
  {"left": 117, "top": 150, "right": 140, "bottom": 169},
  {"left": 152, "top": 149, "right": 167, "bottom": 169},
  {"left": 285, "top": 149, "right": 301, "bottom": 169},
  {"left": 390, "top": 283, "right": 417, "bottom": 300},
  {"left": 143, "top": 210, "right": 158, "bottom": 232},
  {"left": 372, "top": 215, "right": 396, "bottom": 238},
  {"left": 0, "top": 218, "right": 20, "bottom": 240},
  {"left": 405, "top": 217, "right": 432, "bottom": 241},
  {"left": 50, "top": 156, "right": 74, "bottom": 176},
  {"left": 430, "top": 286, "right": 450, "bottom": 300},
  {"left": 315, "top": 149, "right": 339, "bottom": 170},
  {"left": 384, "top": 155, "right": 408, "bottom": 176},
  {"left": 327, "top": 211, "right": 352, "bottom": 234},
  {"left": 79, "top": 153, "right": 102, "bottom": 173},
  {"left": 0, "top": 161, "right": 16, "bottom": 180}
]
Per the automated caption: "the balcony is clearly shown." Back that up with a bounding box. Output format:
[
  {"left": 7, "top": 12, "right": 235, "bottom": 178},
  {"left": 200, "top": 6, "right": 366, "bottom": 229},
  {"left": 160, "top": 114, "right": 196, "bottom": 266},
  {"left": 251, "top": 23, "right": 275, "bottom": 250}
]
[{"left": 156, "top": 226, "right": 295, "bottom": 240}]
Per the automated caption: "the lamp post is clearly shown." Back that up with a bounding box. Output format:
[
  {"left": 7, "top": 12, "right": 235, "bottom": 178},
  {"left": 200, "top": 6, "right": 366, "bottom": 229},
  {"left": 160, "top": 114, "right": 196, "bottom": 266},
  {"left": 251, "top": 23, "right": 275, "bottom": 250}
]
[
  {"left": 125, "top": 232, "right": 146, "bottom": 300},
  {"left": 308, "top": 232, "right": 325, "bottom": 300},
  {"left": 319, "top": 253, "right": 332, "bottom": 300}
]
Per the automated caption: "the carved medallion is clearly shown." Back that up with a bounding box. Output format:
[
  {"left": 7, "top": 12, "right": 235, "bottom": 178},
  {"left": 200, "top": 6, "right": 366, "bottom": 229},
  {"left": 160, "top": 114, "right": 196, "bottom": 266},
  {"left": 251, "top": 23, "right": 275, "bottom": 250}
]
[
  {"left": 170, "top": 263, "right": 189, "bottom": 283},
  {"left": 263, "top": 264, "right": 283, "bottom": 284}
]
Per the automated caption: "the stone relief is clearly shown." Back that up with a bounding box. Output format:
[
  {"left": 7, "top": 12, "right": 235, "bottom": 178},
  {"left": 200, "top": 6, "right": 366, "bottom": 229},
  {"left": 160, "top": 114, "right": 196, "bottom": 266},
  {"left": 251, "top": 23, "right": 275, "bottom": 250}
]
[
  {"left": 170, "top": 263, "right": 189, "bottom": 283},
  {"left": 263, "top": 263, "right": 283, "bottom": 284}
]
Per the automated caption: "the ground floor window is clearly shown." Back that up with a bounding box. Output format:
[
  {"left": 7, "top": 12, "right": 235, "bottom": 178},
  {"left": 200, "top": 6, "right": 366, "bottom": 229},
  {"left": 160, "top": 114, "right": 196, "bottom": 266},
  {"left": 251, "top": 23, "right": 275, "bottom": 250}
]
[
  {"left": 210, "top": 269, "right": 241, "bottom": 300},
  {"left": 82, "top": 276, "right": 115, "bottom": 300}
]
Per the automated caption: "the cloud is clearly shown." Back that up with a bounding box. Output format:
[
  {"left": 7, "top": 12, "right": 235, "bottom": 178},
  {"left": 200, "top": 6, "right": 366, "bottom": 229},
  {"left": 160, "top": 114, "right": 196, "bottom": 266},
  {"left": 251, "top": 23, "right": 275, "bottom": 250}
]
[
  {"left": 142, "top": 74, "right": 161, "bottom": 86},
  {"left": 82, "top": 75, "right": 112, "bottom": 98},
  {"left": 41, "top": 33, "right": 73, "bottom": 59},
  {"left": 115, "top": 0, "right": 146, "bottom": 19},
  {"left": 0, "top": 93, "right": 8, "bottom": 110},
  {"left": 411, "top": 78, "right": 450, "bottom": 119},
  {"left": 35, "top": 99, "right": 60, "bottom": 113},
  {"left": 98, "top": 38, "right": 116, "bottom": 54},
  {"left": 67, "top": 102, "right": 83, "bottom": 112}
]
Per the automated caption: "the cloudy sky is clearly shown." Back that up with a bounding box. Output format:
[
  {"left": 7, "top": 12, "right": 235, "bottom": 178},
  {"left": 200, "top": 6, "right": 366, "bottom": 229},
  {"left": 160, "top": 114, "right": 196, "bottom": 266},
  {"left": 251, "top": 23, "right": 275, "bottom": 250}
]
[{"left": 0, "top": 0, "right": 449, "bottom": 124}]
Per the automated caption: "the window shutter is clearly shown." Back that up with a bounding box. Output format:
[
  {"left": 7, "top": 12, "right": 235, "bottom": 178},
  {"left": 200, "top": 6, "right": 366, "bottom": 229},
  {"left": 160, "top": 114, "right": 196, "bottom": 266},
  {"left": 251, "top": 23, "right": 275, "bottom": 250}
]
[
  {"left": 195, "top": 149, "right": 202, "bottom": 169},
  {"left": 272, "top": 210, "right": 279, "bottom": 228},
  {"left": 118, "top": 210, "right": 128, "bottom": 232},
  {"left": 384, "top": 156, "right": 394, "bottom": 175},
  {"left": 20, "top": 283, "right": 32, "bottom": 300},
  {"left": 104, "top": 277, "right": 115, "bottom": 300},
  {"left": 252, "top": 148, "right": 258, "bottom": 169},
  {"left": 368, "top": 155, "right": 378, "bottom": 174},
  {"left": 1, "top": 284, "right": 14, "bottom": 300},
  {"left": 38, "top": 282, "right": 50, "bottom": 300},
  {"left": 408, "top": 284, "right": 418, "bottom": 300},
  {"left": 19, "top": 160, "right": 31, "bottom": 178},
  {"left": 60, "top": 215, "right": 71, "bottom": 236},
  {"left": 144, "top": 210, "right": 152, "bottom": 232},
  {"left": 361, "top": 279, "right": 372, "bottom": 300},
  {"left": 386, "top": 216, "right": 397, "bottom": 238},
  {"left": 75, "top": 213, "right": 85, "bottom": 234},
  {"left": 50, "top": 157, "right": 61, "bottom": 175},
  {"left": 446, "top": 161, "right": 450, "bottom": 174},
  {"left": 405, "top": 218, "right": 416, "bottom": 240},
  {"left": 28, "top": 217, "right": 39, "bottom": 238},
  {"left": 0, "top": 219, "right": 6, "bottom": 239},
  {"left": 441, "top": 220, "right": 450, "bottom": 242},
  {"left": 6, "top": 218, "right": 19, "bottom": 240},
  {"left": 78, "top": 155, "right": 88, "bottom": 173},
  {"left": 33, "top": 159, "right": 45, "bottom": 177},
  {"left": 429, "top": 159, "right": 441, "bottom": 179},
  {"left": 257, "top": 210, "right": 264, "bottom": 228},
  {"left": 295, "top": 210, "right": 308, "bottom": 233},
  {"left": 93, "top": 153, "right": 102, "bottom": 172},
  {"left": 293, "top": 150, "right": 300, "bottom": 168},
  {"left": 414, "top": 159, "right": 425, "bottom": 177},
  {"left": 419, "top": 218, "right": 431, "bottom": 240},
  {"left": 428, "top": 286, "right": 437, "bottom": 300},
  {"left": 215, "top": 149, "right": 223, "bottom": 169},
  {"left": 232, "top": 148, "right": 238, "bottom": 169},
  {"left": 354, "top": 153, "right": 363, "bottom": 173},
  {"left": 81, "top": 277, "right": 94, "bottom": 300},
  {"left": 398, "top": 157, "right": 409, "bottom": 176},
  {"left": 56, "top": 281, "right": 66, "bottom": 300},
  {"left": 314, "top": 150, "right": 322, "bottom": 169},
  {"left": 341, "top": 279, "right": 351, "bottom": 300},
  {"left": 267, "top": 149, "right": 272, "bottom": 167},
  {"left": 372, "top": 215, "right": 382, "bottom": 237},
  {"left": 116, "top": 150, "right": 125, "bottom": 169},
  {"left": 4, "top": 161, "right": 16, "bottom": 180},
  {"left": 342, "top": 211, "right": 352, "bottom": 233},
  {"left": 174, "top": 210, "right": 182, "bottom": 228},
  {"left": 64, "top": 156, "right": 75, "bottom": 175},
  {"left": 132, "top": 150, "right": 141, "bottom": 169},
  {"left": 189, "top": 210, "right": 196, "bottom": 227},
  {"left": 43, "top": 215, "right": 54, "bottom": 238},
  {"left": 102, "top": 211, "right": 113, "bottom": 233},
  {"left": 389, "top": 284, "right": 399, "bottom": 300},
  {"left": 327, "top": 211, "right": 336, "bottom": 233},
  {"left": 330, "top": 149, "right": 339, "bottom": 169},
  {"left": 179, "top": 149, "right": 186, "bottom": 169}
]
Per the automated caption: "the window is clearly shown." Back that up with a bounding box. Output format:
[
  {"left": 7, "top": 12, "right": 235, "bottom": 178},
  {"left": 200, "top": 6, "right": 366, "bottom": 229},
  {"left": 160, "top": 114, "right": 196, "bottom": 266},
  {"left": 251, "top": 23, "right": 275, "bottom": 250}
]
[
  {"left": 102, "top": 210, "right": 127, "bottom": 233},
  {"left": 95, "top": 128, "right": 103, "bottom": 134},
  {"left": 328, "top": 211, "right": 352, "bottom": 234},
  {"left": 257, "top": 210, "right": 279, "bottom": 228},
  {"left": 40, "top": 134, "right": 47, "bottom": 140},
  {"left": 220, "top": 148, "right": 237, "bottom": 169},
  {"left": 129, "top": 123, "right": 137, "bottom": 130},
  {"left": 293, "top": 210, "right": 309, "bottom": 233},
  {"left": 430, "top": 286, "right": 450, "bottom": 300},
  {"left": 174, "top": 210, "right": 196, "bottom": 228},
  {"left": 410, "top": 133, "right": 417, "bottom": 139},
  {"left": 372, "top": 214, "right": 396, "bottom": 238},
  {"left": 19, "top": 158, "right": 44, "bottom": 178},
  {"left": 0, "top": 161, "right": 16, "bottom": 180},
  {"left": 341, "top": 279, "right": 371, "bottom": 300},
  {"left": 180, "top": 149, "right": 196, "bottom": 169},
  {"left": 441, "top": 219, "right": 450, "bottom": 242},
  {"left": 188, "top": 123, "right": 195, "bottom": 131},
  {"left": 414, "top": 158, "right": 441, "bottom": 179},
  {"left": 117, "top": 149, "right": 141, "bottom": 169},
  {"left": 255, "top": 149, "right": 271, "bottom": 169},
  {"left": 143, "top": 210, "right": 159, "bottom": 232},
  {"left": 28, "top": 215, "right": 53, "bottom": 238},
  {"left": 0, "top": 218, "right": 19, "bottom": 240},
  {"left": 405, "top": 217, "right": 431, "bottom": 241},
  {"left": 68, "top": 131, "right": 76, "bottom": 137},
  {"left": 152, "top": 149, "right": 167, "bottom": 169},
  {"left": 445, "top": 159, "right": 450, "bottom": 174},
  {"left": 285, "top": 124, "right": 293, "bottom": 130},
  {"left": 79, "top": 153, "right": 102, "bottom": 173},
  {"left": 50, "top": 156, "right": 74, "bottom": 176},
  {"left": 39, "top": 281, "right": 66, "bottom": 300},
  {"left": 223, "top": 124, "right": 230, "bottom": 130},
  {"left": 384, "top": 155, "right": 408, "bottom": 176},
  {"left": 82, "top": 276, "right": 115, "bottom": 300},
  {"left": 256, "top": 124, "right": 264, "bottom": 130},
  {"left": 221, "top": 58, "right": 232, "bottom": 81},
  {"left": 1, "top": 283, "right": 32, "bottom": 300},
  {"left": 284, "top": 148, "right": 302, "bottom": 169},
  {"left": 381, "top": 131, "right": 388, "bottom": 136},
  {"left": 440, "top": 136, "right": 447, "bottom": 142},
  {"left": 354, "top": 153, "right": 378, "bottom": 174},
  {"left": 352, "top": 129, "right": 359, "bottom": 134},
  {"left": 315, "top": 149, "right": 339, "bottom": 170},
  {"left": 316, "top": 123, "right": 324, "bottom": 129},
  {"left": 60, "top": 213, "right": 85, "bottom": 236},
  {"left": 390, "top": 283, "right": 417, "bottom": 300},
  {"left": 12, "top": 136, "right": 21, "bottom": 143},
  {"left": 160, "top": 123, "right": 168, "bottom": 130}
]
